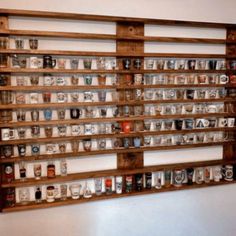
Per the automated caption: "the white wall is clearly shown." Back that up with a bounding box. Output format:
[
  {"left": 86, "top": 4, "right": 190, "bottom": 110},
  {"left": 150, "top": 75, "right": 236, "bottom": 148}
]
[{"left": 0, "top": 1, "right": 236, "bottom": 236}]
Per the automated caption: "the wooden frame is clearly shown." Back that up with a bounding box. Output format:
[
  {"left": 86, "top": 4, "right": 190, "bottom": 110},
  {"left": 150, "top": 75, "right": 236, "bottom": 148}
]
[{"left": 0, "top": 8, "right": 236, "bottom": 212}]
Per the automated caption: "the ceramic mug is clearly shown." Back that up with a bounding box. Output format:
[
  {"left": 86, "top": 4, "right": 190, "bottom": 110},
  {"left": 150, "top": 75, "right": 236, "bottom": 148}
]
[
  {"left": 46, "top": 186, "right": 59, "bottom": 202},
  {"left": 173, "top": 169, "right": 185, "bottom": 187},
  {"left": 219, "top": 75, "right": 229, "bottom": 84},
  {"left": 70, "top": 108, "right": 82, "bottom": 119},
  {"left": 222, "top": 165, "right": 234, "bottom": 181},
  {"left": 43, "top": 55, "right": 56, "bottom": 68}
]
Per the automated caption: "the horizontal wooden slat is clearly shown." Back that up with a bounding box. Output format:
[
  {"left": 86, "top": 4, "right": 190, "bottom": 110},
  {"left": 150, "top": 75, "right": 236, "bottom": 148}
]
[
  {"left": 0, "top": 141, "right": 235, "bottom": 164},
  {"left": 0, "top": 127, "right": 235, "bottom": 146},
  {"left": 0, "top": 49, "right": 226, "bottom": 58},
  {"left": 143, "top": 36, "right": 225, "bottom": 44},
  {"left": 2, "top": 159, "right": 235, "bottom": 188},
  {"left": 0, "top": 84, "right": 227, "bottom": 91},
  {"left": 0, "top": 29, "right": 117, "bottom": 40},
  {"left": 2, "top": 180, "right": 236, "bottom": 212},
  {"left": 0, "top": 8, "right": 235, "bottom": 28},
  {"left": 0, "top": 98, "right": 234, "bottom": 110},
  {"left": 0, "top": 30, "right": 226, "bottom": 43},
  {"left": 0, "top": 68, "right": 227, "bottom": 74},
  {"left": 0, "top": 113, "right": 234, "bottom": 128}
]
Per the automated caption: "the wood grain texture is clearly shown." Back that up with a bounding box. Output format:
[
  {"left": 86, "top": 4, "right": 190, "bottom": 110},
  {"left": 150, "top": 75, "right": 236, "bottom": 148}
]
[
  {"left": 0, "top": 127, "right": 235, "bottom": 146},
  {"left": 2, "top": 180, "right": 236, "bottom": 212},
  {"left": 0, "top": 49, "right": 226, "bottom": 58},
  {"left": 0, "top": 8, "right": 235, "bottom": 212},
  {"left": 0, "top": 112, "right": 234, "bottom": 128},
  {"left": 0, "top": 68, "right": 227, "bottom": 74},
  {"left": 0, "top": 140, "right": 235, "bottom": 164},
  {"left": 0, "top": 84, "right": 228, "bottom": 91},
  {"left": 0, "top": 29, "right": 225, "bottom": 44},
  {"left": 117, "top": 152, "right": 144, "bottom": 170},
  {"left": 2, "top": 159, "right": 235, "bottom": 188},
  {"left": 0, "top": 8, "right": 235, "bottom": 28},
  {"left": 0, "top": 98, "right": 234, "bottom": 110},
  {"left": 0, "top": 16, "right": 8, "bottom": 30}
]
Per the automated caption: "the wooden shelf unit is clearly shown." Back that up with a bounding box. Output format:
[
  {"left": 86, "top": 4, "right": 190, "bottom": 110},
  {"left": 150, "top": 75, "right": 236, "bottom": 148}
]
[
  {"left": 0, "top": 8, "right": 236, "bottom": 212},
  {"left": 3, "top": 179, "right": 236, "bottom": 213}
]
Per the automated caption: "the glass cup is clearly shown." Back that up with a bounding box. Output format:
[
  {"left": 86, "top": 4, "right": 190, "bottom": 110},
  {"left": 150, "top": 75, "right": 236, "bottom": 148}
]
[
  {"left": 57, "top": 109, "right": 66, "bottom": 120},
  {"left": 71, "top": 140, "right": 79, "bottom": 153},
  {"left": 70, "top": 184, "right": 81, "bottom": 199},
  {"left": 99, "top": 107, "right": 107, "bottom": 118},
  {"left": 1, "top": 91, "right": 13, "bottom": 104},
  {"left": 57, "top": 58, "right": 66, "bottom": 69},
  {"left": 97, "top": 75, "right": 106, "bottom": 85},
  {"left": 43, "top": 92, "right": 51, "bottom": 103},
  {"left": 71, "top": 75, "right": 79, "bottom": 85},
  {"left": 84, "top": 75, "right": 93, "bottom": 85},
  {"left": 96, "top": 57, "right": 106, "bottom": 69},
  {"left": 15, "top": 38, "right": 24, "bottom": 49},
  {"left": 44, "top": 126, "right": 53, "bottom": 138},
  {"left": 105, "top": 177, "right": 113, "bottom": 195},
  {"left": 31, "top": 110, "right": 39, "bottom": 122},
  {"left": 34, "top": 164, "right": 42, "bottom": 180},
  {"left": 83, "top": 58, "right": 92, "bottom": 69},
  {"left": 195, "top": 167, "right": 204, "bottom": 184},
  {"left": 29, "top": 38, "right": 38, "bottom": 50},
  {"left": 83, "top": 139, "right": 92, "bottom": 151},
  {"left": 98, "top": 139, "right": 106, "bottom": 150},
  {"left": 94, "top": 178, "right": 103, "bottom": 196},
  {"left": 31, "top": 144, "right": 40, "bottom": 156},
  {"left": 98, "top": 91, "right": 106, "bottom": 102},
  {"left": 145, "top": 59, "right": 154, "bottom": 69},
  {"left": 115, "top": 176, "right": 123, "bottom": 194},
  {"left": 30, "top": 76, "right": 39, "bottom": 86},
  {"left": 0, "top": 37, "right": 8, "bottom": 49},
  {"left": 59, "top": 143, "right": 67, "bottom": 154},
  {"left": 17, "top": 127, "right": 26, "bottom": 139},
  {"left": 16, "top": 110, "right": 26, "bottom": 122},
  {"left": 70, "top": 58, "right": 79, "bottom": 69},
  {"left": 19, "top": 188, "right": 30, "bottom": 204},
  {"left": 18, "top": 144, "right": 26, "bottom": 157},
  {"left": 60, "top": 184, "right": 68, "bottom": 200},
  {"left": 154, "top": 171, "right": 163, "bottom": 189}
]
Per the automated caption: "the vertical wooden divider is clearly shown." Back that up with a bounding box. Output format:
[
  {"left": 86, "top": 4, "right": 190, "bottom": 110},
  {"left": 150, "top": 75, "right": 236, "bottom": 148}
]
[
  {"left": 116, "top": 22, "right": 144, "bottom": 170},
  {"left": 224, "top": 27, "right": 236, "bottom": 161},
  {"left": 0, "top": 15, "right": 10, "bottom": 212}
]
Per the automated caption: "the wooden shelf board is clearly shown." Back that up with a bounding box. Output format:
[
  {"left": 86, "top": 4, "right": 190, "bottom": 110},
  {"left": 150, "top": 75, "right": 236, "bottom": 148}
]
[
  {"left": 0, "top": 127, "right": 235, "bottom": 146},
  {"left": 0, "top": 113, "right": 234, "bottom": 128},
  {"left": 0, "top": 29, "right": 226, "bottom": 44},
  {"left": 0, "top": 84, "right": 228, "bottom": 91},
  {"left": 0, "top": 68, "right": 227, "bottom": 74},
  {"left": 0, "top": 98, "right": 234, "bottom": 110},
  {"left": 143, "top": 36, "right": 226, "bottom": 44},
  {"left": 0, "top": 8, "right": 235, "bottom": 28},
  {"left": 0, "top": 49, "right": 226, "bottom": 58},
  {"left": 2, "top": 180, "right": 236, "bottom": 212},
  {"left": 1, "top": 141, "right": 235, "bottom": 164},
  {"left": 0, "top": 113, "right": 234, "bottom": 127},
  {"left": 2, "top": 159, "right": 235, "bottom": 188}
]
